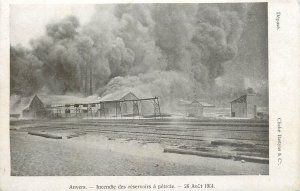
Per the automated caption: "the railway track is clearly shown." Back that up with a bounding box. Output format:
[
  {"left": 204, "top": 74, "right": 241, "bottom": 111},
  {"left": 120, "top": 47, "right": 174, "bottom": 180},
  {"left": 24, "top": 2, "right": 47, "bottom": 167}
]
[
  {"left": 11, "top": 119, "right": 269, "bottom": 145},
  {"left": 10, "top": 119, "right": 269, "bottom": 159}
]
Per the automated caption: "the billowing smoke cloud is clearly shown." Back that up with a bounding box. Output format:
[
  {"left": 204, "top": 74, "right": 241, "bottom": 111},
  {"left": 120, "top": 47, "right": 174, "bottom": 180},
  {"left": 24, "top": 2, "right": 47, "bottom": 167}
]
[
  {"left": 11, "top": 4, "right": 257, "bottom": 109},
  {"left": 10, "top": 45, "right": 43, "bottom": 96},
  {"left": 102, "top": 71, "right": 193, "bottom": 109}
]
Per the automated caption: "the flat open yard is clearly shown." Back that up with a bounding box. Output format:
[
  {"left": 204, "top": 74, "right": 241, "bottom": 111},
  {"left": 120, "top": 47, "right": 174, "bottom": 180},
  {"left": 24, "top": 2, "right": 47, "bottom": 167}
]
[{"left": 10, "top": 118, "right": 269, "bottom": 176}]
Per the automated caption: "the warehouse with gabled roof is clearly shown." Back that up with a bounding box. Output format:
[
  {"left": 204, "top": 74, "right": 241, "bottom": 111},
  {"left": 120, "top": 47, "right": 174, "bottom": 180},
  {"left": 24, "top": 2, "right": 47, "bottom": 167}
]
[
  {"left": 16, "top": 90, "right": 161, "bottom": 119},
  {"left": 176, "top": 99, "right": 215, "bottom": 117},
  {"left": 230, "top": 94, "right": 257, "bottom": 118}
]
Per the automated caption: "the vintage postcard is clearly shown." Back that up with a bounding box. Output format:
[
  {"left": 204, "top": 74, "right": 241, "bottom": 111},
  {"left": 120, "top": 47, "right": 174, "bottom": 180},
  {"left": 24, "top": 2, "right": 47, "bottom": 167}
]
[{"left": 0, "top": 0, "right": 299, "bottom": 190}]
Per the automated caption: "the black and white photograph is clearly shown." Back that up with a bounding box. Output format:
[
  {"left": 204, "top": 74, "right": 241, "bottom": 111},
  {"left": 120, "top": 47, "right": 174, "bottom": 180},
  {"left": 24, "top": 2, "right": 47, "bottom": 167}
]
[{"left": 9, "top": 3, "right": 269, "bottom": 176}]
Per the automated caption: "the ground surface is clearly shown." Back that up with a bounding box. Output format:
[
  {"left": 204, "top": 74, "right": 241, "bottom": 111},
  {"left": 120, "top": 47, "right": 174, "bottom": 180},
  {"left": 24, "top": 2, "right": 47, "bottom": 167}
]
[{"left": 10, "top": 118, "right": 269, "bottom": 176}]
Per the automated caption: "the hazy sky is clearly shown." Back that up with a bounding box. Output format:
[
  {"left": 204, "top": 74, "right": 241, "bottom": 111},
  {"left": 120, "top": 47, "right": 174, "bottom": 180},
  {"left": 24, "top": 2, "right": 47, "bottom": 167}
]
[{"left": 10, "top": 5, "right": 95, "bottom": 47}]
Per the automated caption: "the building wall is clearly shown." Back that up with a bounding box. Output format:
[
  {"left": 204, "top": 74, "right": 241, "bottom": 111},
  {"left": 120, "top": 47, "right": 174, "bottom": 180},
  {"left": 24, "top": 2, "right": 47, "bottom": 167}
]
[
  {"left": 231, "top": 95, "right": 258, "bottom": 118},
  {"left": 187, "top": 104, "right": 204, "bottom": 117},
  {"left": 176, "top": 102, "right": 211, "bottom": 117},
  {"left": 23, "top": 108, "right": 50, "bottom": 118},
  {"left": 246, "top": 95, "right": 257, "bottom": 118},
  {"left": 47, "top": 92, "right": 149, "bottom": 118},
  {"left": 100, "top": 93, "right": 142, "bottom": 117},
  {"left": 49, "top": 104, "right": 99, "bottom": 118},
  {"left": 23, "top": 93, "right": 156, "bottom": 118},
  {"left": 23, "top": 96, "right": 46, "bottom": 118},
  {"left": 29, "top": 96, "right": 44, "bottom": 111},
  {"left": 231, "top": 102, "right": 247, "bottom": 117}
]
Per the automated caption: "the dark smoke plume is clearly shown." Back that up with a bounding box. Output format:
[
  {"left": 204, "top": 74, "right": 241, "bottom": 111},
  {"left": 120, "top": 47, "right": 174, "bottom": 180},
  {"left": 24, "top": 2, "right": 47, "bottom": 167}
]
[{"left": 11, "top": 4, "right": 258, "bottom": 109}]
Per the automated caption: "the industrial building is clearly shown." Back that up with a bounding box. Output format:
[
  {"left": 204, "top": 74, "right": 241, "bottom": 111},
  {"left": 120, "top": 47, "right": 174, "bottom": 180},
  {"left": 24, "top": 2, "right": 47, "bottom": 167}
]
[
  {"left": 98, "top": 91, "right": 156, "bottom": 117},
  {"left": 230, "top": 94, "right": 257, "bottom": 118},
  {"left": 19, "top": 91, "right": 161, "bottom": 119},
  {"left": 22, "top": 95, "right": 48, "bottom": 118},
  {"left": 176, "top": 99, "right": 215, "bottom": 117},
  {"left": 22, "top": 94, "right": 100, "bottom": 118}
]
